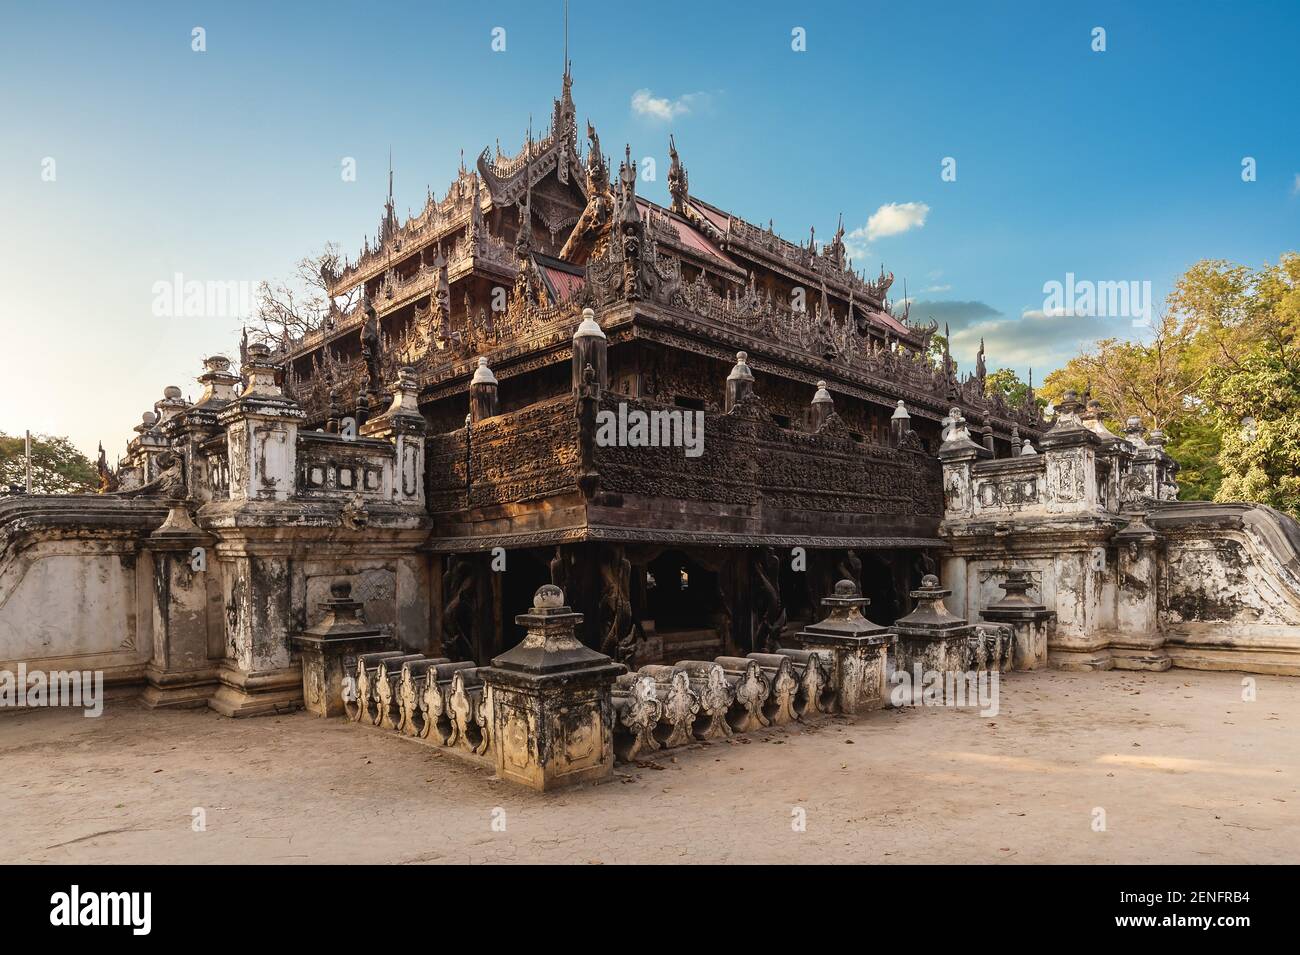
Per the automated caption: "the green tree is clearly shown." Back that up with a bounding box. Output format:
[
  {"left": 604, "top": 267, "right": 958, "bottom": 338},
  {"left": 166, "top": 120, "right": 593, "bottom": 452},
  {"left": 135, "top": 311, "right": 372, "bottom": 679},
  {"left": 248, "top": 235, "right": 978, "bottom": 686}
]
[
  {"left": 1196, "top": 254, "right": 1300, "bottom": 516},
  {"left": 1041, "top": 253, "right": 1300, "bottom": 513},
  {"left": 984, "top": 367, "right": 1045, "bottom": 411},
  {"left": 0, "top": 433, "right": 98, "bottom": 494}
]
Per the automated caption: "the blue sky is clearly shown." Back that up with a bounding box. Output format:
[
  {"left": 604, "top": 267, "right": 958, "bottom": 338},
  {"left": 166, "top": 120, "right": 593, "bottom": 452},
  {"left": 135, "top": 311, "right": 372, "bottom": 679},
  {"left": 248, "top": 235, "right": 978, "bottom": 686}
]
[{"left": 2, "top": 0, "right": 1297, "bottom": 458}]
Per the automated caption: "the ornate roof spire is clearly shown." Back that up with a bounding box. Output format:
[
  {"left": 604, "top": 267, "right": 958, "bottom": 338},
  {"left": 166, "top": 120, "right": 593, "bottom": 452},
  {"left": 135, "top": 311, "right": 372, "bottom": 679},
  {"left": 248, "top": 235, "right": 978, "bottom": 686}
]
[
  {"left": 668, "top": 134, "right": 689, "bottom": 215},
  {"left": 515, "top": 136, "right": 535, "bottom": 260},
  {"left": 379, "top": 148, "right": 398, "bottom": 243},
  {"left": 826, "top": 213, "right": 847, "bottom": 268},
  {"left": 617, "top": 144, "right": 640, "bottom": 225},
  {"left": 552, "top": 11, "right": 578, "bottom": 158}
]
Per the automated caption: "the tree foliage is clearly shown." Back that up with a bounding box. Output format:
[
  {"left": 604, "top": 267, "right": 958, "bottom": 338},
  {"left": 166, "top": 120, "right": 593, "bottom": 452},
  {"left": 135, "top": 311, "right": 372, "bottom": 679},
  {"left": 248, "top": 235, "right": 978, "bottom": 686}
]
[
  {"left": 984, "top": 367, "right": 1045, "bottom": 411},
  {"left": 1041, "top": 253, "right": 1300, "bottom": 515},
  {"left": 249, "top": 243, "right": 358, "bottom": 352},
  {"left": 0, "top": 433, "right": 98, "bottom": 494}
]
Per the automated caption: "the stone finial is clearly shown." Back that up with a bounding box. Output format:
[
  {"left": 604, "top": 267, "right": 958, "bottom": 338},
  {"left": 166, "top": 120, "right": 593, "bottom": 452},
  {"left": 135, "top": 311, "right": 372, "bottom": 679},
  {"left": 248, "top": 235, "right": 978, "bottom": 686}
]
[
  {"left": 727, "top": 351, "right": 754, "bottom": 383},
  {"left": 725, "top": 351, "right": 754, "bottom": 412},
  {"left": 380, "top": 365, "right": 421, "bottom": 419},
  {"left": 195, "top": 355, "right": 240, "bottom": 408},
  {"left": 938, "top": 405, "right": 990, "bottom": 461},
  {"left": 809, "top": 380, "right": 834, "bottom": 430},
  {"left": 804, "top": 579, "right": 885, "bottom": 633},
  {"left": 986, "top": 570, "right": 1046, "bottom": 613},
  {"left": 895, "top": 574, "right": 964, "bottom": 629},
  {"left": 1081, "top": 398, "right": 1120, "bottom": 442},
  {"left": 469, "top": 356, "right": 499, "bottom": 422},
  {"left": 1056, "top": 389, "right": 1084, "bottom": 418},
  {"left": 307, "top": 579, "right": 379, "bottom": 635},
  {"left": 1020, "top": 439, "right": 1038, "bottom": 455},
  {"left": 1010, "top": 424, "right": 1022, "bottom": 456},
  {"left": 241, "top": 342, "right": 283, "bottom": 398},
  {"left": 889, "top": 399, "right": 911, "bottom": 448},
  {"left": 1147, "top": 429, "right": 1166, "bottom": 449},
  {"left": 471, "top": 356, "right": 497, "bottom": 386},
  {"left": 155, "top": 385, "right": 190, "bottom": 423},
  {"left": 534, "top": 583, "right": 565, "bottom": 609},
  {"left": 135, "top": 411, "right": 160, "bottom": 435},
  {"left": 573, "top": 307, "right": 606, "bottom": 341},
  {"left": 493, "top": 584, "right": 612, "bottom": 673},
  {"left": 1041, "top": 388, "right": 1097, "bottom": 448},
  {"left": 1123, "top": 415, "right": 1148, "bottom": 449},
  {"left": 290, "top": 578, "right": 392, "bottom": 719},
  {"left": 572, "top": 307, "right": 607, "bottom": 395}
]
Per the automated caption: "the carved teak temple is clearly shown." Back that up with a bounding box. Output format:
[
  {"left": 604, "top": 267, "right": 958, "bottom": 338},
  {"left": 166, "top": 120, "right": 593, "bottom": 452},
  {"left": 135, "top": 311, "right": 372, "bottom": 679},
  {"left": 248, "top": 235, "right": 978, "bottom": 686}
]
[
  {"left": 272, "top": 66, "right": 1042, "bottom": 668},
  {"left": 7, "top": 64, "right": 1300, "bottom": 791}
]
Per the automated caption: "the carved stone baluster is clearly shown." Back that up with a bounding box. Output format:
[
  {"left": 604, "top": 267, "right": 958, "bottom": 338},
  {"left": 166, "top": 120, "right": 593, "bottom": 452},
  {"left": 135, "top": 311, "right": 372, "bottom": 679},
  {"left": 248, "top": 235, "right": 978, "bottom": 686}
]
[
  {"left": 715, "top": 656, "right": 771, "bottom": 733},
  {"left": 676, "top": 660, "right": 734, "bottom": 740},
  {"left": 351, "top": 651, "right": 408, "bottom": 724},
  {"left": 746, "top": 653, "right": 799, "bottom": 725},
  {"left": 638, "top": 665, "right": 699, "bottom": 748},
  {"left": 613, "top": 673, "right": 662, "bottom": 762}
]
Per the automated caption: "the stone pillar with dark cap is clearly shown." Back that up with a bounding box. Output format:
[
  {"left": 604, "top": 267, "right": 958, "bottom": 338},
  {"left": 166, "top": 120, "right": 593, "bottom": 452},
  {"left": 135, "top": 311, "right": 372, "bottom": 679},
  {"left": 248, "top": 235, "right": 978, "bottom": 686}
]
[
  {"left": 290, "top": 580, "right": 394, "bottom": 717},
  {"left": 980, "top": 570, "right": 1055, "bottom": 670},
  {"left": 892, "top": 573, "right": 974, "bottom": 675},
  {"left": 481, "top": 585, "right": 623, "bottom": 791},
  {"left": 795, "top": 579, "right": 895, "bottom": 714}
]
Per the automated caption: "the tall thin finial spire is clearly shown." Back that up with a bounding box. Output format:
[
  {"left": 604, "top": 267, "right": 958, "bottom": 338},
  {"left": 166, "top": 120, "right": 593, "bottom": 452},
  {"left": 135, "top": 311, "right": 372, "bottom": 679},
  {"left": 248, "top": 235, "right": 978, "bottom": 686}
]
[{"left": 564, "top": 0, "right": 569, "bottom": 74}]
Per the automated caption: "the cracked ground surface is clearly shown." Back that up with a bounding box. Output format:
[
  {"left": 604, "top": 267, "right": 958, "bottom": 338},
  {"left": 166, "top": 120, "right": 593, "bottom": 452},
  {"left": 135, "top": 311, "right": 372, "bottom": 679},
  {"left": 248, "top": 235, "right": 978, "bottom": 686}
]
[{"left": 2, "top": 668, "right": 1296, "bottom": 864}]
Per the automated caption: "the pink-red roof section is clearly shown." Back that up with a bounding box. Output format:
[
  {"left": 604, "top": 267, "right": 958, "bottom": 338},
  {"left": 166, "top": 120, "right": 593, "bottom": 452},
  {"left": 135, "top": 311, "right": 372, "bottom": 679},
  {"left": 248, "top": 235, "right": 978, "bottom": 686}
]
[
  {"left": 542, "top": 265, "right": 586, "bottom": 302},
  {"left": 635, "top": 198, "right": 738, "bottom": 270}
]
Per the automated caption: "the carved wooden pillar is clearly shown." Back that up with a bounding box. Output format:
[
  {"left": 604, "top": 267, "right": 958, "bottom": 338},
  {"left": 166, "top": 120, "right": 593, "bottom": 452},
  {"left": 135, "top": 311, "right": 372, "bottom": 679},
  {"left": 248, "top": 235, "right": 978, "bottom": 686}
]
[
  {"left": 572, "top": 308, "right": 608, "bottom": 395},
  {"left": 469, "top": 357, "right": 499, "bottom": 423}
]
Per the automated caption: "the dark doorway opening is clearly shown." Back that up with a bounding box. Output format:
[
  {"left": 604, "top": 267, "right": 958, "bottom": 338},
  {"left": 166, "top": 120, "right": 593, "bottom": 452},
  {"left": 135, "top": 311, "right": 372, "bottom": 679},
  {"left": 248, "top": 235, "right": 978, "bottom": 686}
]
[{"left": 645, "top": 549, "right": 723, "bottom": 660}]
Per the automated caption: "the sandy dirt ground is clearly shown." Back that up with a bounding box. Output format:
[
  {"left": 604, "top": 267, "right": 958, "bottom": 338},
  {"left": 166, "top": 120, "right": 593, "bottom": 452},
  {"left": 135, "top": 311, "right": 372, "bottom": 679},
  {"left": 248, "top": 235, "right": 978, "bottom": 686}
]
[{"left": 1, "top": 668, "right": 1296, "bottom": 864}]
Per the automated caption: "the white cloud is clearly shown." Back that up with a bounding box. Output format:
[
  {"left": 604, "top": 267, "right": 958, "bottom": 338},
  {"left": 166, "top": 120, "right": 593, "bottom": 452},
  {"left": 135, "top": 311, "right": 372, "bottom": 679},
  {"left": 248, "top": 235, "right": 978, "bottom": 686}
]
[
  {"left": 865, "top": 201, "right": 929, "bottom": 240},
  {"left": 631, "top": 89, "right": 709, "bottom": 121},
  {"left": 923, "top": 283, "right": 951, "bottom": 293},
  {"left": 949, "top": 308, "right": 1134, "bottom": 371},
  {"left": 1292, "top": 172, "right": 1300, "bottom": 196},
  {"left": 842, "top": 226, "right": 871, "bottom": 262}
]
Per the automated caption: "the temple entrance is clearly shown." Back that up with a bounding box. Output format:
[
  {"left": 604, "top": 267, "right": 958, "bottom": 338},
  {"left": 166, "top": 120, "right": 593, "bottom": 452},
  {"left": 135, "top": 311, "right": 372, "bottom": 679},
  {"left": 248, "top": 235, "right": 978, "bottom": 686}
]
[
  {"left": 501, "top": 549, "right": 553, "bottom": 650},
  {"left": 644, "top": 549, "right": 724, "bottom": 662},
  {"left": 861, "top": 552, "right": 901, "bottom": 626}
]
